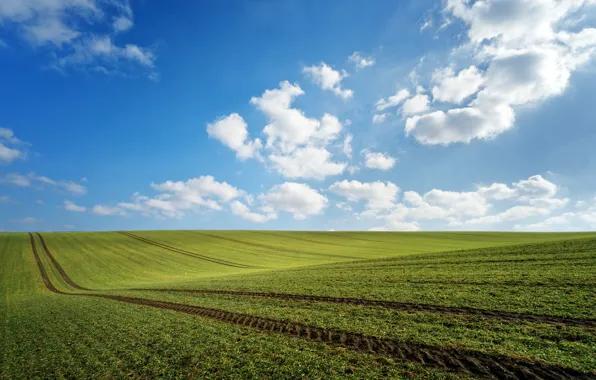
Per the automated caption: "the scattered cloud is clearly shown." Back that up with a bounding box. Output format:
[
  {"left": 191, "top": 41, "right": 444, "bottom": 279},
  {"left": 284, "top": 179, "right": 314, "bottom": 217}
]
[
  {"left": 230, "top": 200, "right": 275, "bottom": 223},
  {"left": 401, "top": 0, "right": 596, "bottom": 145},
  {"left": 0, "top": 0, "right": 157, "bottom": 79},
  {"left": 63, "top": 200, "right": 86, "bottom": 212},
  {"left": 303, "top": 63, "right": 353, "bottom": 100},
  {"left": 329, "top": 180, "right": 399, "bottom": 211},
  {"left": 363, "top": 150, "right": 397, "bottom": 171},
  {"left": 348, "top": 51, "right": 375, "bottom": 69},
  {"left": 375, "top": 89, "right": 410, "bottom": 111},
  {"left": 372, "top": 113, "right": 388, "bottom": 124},
  {"left": 260, "top": 182, "right": 328, "bottom": 220},
  {"left": 91, "top": 205, "right": 126, "bottom": 216},
  {"left": 1, "top": 173, "right": 87, "bottom": 195},
  {"left": 0, "top": 128, "right": 28, "bottom": 164},
  {"left": 0, "top": 195, "right": 12, "bottom": 203},
  {"left": 207, "top": 113, "right": 263, "bottom": 160}
]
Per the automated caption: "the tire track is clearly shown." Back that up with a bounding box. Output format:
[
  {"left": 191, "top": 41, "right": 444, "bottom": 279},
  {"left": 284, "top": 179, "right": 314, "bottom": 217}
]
[
  {"left": 35, "top": 233, "right": 90, "bottom": 291},
  {"left": 130, "top": 288, "right": 596, "bottom": 328},
  {"left": 118, "top": 231, "right": 255, "bottom": 269},
  {"left": 27, "top": 233, "right": 595, "bottom": 380},
  {"left": 189, "top": 231, "right": 361, "bottom": 260}
]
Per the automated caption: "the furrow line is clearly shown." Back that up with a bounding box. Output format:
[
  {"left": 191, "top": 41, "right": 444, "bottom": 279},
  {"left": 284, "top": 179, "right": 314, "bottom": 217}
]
[
  {"left": 118, "top": 231, "right": 255, "bottom": 268},
  {"left": 27, "top": 233, "right": 596, "bottom": 379},
  {"left": 132, "top": 288, "right": 596, "bottom": 328},
  {"left": 36, "top": 233, "right": 90, "bottom": 291}
]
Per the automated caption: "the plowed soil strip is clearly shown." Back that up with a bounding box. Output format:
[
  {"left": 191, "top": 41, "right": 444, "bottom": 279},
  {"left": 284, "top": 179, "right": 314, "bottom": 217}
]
[
  {"left": 27, "top": 233, "right": 595, "bottom": 380},
  {"left": 190, "top": 231, "right": 361, "bottom": 260},
  {"left": 131, "top": 288, "right": 596, "bottom": 328},
  {"left": 35, "top": 232, "right": 90, "bottom": 291},
  {"left": 118, "top": 231, "right": 254, "bottom": 268}
]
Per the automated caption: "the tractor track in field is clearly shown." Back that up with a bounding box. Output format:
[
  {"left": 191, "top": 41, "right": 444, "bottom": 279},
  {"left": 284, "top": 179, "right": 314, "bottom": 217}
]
[
  {"left": 34, "top": 232, "right": 596, "bottom": 328},
  {"left": 35, "top": 232, "right": 90, "bottom": 291},
  {"left": 131, "top": 288, "right": 596, "bottom": 328},
  {"left": 189, "top": 231, "right": 361, "bottom": 260},
  {"left": 27, "top": 233, "right": 596, "bottom": 380},
  {"left": 117, "top": 231, "right": 255, "bottom": 269}
]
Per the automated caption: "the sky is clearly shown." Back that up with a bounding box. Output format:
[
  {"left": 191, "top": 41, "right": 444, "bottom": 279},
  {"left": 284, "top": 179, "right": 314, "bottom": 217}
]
[{"left": 1, "top": 0, "right": 596, "bottom": 233}]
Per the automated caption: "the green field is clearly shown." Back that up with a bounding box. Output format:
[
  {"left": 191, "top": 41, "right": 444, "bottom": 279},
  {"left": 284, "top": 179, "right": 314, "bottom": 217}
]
[{"left": 1, "top": 231, "right": 595, "bottom": 379}]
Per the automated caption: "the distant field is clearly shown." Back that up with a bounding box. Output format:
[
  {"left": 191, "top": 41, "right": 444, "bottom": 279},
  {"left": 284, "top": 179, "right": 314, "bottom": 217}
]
[{"left": 1, "top": 231, "right": 595, "bottom": 378}]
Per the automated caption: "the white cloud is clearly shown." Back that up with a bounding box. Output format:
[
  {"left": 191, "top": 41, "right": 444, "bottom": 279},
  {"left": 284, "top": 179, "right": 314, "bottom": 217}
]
[
  {"left": 303, "top": 63, "right": 353, "bottom": 100},
  {"left": 2, "top": 173, "right": 31, "bottom": 187},
  {"left": 111, "top": 176, "right": 246, "bottom": 219},
  {"left": 207, "top": 113, "right": 262, "bottom": 160},
  {"left": 247, "top": 81, "right": 347, "bottom": 180},
  {"left": 269, "top": 146, "right": 346, "bottom": 180},
  {"left": 349, "top": 51, "right": 375, "bottom": 69},
  {"left": 369, "top": 220, "right": 421, "bottom": 232},
  {"left": 0, "top": 0, "right": 156, "bottom": 78},
  {"left": 404, "top": 0, "right": 596, "bottom": 145},
  {"left": 63, "top": 200, "right": 86, "bottom": 212},
  {"left": 431, "top": 66, "right": 485, "bottom": 103},
  {"left": 230, "top": 200, "right": 275, "bottom": 223},
  {"left": 260, "top": 182, "right": 328, "bottom": 220},
  {"left": 0, "top": 128, "right": 27, "bottom": 163},
  {"left": 402, "top": 94, "right": 430, "bottom": 115},
  {"left": 372, "top": 113, "right": 388, "bottom": 124},
  {"left": 363, "top": 151, "right": 397, "bottom": 171},
  {"left": 91, "top": 205, "right": 126, "bottom": 216},
  {"left": 329, "top": 180, "right": 399, "bottom": 211},
  {"left": 375, "top": 89, "right": 410, "bottom": 111},
  {"left": 0, "top": 195, "right": 11, "bottom": 203}
]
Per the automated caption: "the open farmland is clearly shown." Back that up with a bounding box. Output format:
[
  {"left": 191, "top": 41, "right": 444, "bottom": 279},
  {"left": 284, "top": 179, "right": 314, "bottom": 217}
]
[{"left": 1, "top": 231, "right": 596, "bottom": 379}]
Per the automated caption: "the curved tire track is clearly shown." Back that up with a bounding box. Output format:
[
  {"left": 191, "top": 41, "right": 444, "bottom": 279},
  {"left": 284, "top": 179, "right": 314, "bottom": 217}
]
[
  {"left": 27, "top": 233, "right": 596, "bottom": 379},
  {"left": 131, "top": 288, "right": 596, "bottom": 328},
  {"left": 35, "top": 233, "right": 90, "bottom": 291},
  {"left": 118, "top": 231, "right": 255, "bottom": 268}
]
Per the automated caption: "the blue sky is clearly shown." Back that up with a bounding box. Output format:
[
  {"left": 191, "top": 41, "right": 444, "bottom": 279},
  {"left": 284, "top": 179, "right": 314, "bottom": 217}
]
[{"left": 1, "top": 0, "right": 596, "bottom": 232}]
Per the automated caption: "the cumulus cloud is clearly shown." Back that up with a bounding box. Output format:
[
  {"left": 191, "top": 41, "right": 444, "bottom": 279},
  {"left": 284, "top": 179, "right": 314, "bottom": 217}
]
[
  {"left": 349, "top": 51, "right": 375, "bottom": 69},
  {"left": 0, "top": 0, "right": 157, "bottom": 78},
  {"left": 342, "top": 134, "right": 353, "bottom": 158},
  {"left": 207, "top": 113, "right": 263, "bottom": 160},
  {"left": 403, "top": 0, "right": 596, "bottom": 145},
  {"left": 303, "top": 62, "right": 353, "bottom": 100},
  {"left": 402, "top": 94, "right": 430, "bottom": 115},
  {"left": 363, "top": 151, "right": 397, "bottom": 171},
  {"left": 329, "top": 180, "right": 399, "bottom": 211},
  {"left": 260, "top": 182, "right": 328, "bottom": 220},
  {"left": 329, "top": 174, "right": 572, "bottom": 231},
  {"left": 269, "top": 146, "right": 347, "bottom": 180},
  {"left": 431, "top": 66, "right": 485, "bottom": 103}
]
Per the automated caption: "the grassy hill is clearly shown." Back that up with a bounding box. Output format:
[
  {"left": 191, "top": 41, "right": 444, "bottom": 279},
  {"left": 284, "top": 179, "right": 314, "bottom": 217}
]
[{"left": 1, "top": 231, "right": 595, "bottom": 378}]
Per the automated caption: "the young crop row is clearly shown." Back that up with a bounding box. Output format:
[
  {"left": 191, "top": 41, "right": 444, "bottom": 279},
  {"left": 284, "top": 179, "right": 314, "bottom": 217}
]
[{"left": 29, "top": 232, "right": 596, "bottom": 379}]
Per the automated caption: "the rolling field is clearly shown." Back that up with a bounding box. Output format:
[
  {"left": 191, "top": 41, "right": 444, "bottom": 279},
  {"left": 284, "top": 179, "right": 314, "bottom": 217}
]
[{"left": 1, "top": 231, "right": 596, "bottom": 379}]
